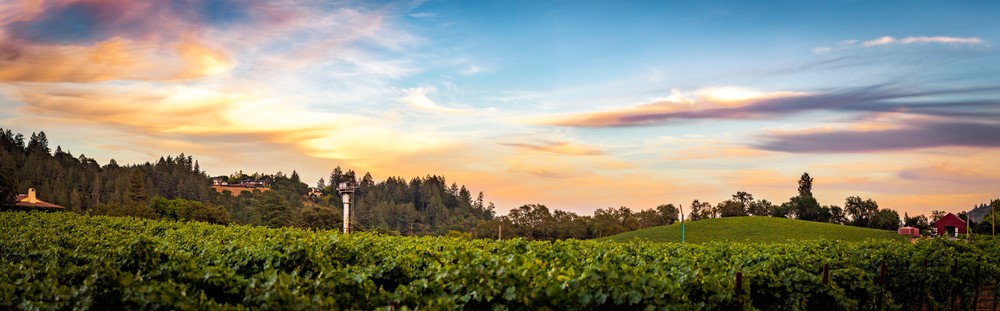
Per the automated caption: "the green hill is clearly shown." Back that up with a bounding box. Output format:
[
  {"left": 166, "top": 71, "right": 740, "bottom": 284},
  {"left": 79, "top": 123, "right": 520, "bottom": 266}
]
[{"left": 600, "top": 216, "right": 906, "bottom": 243}]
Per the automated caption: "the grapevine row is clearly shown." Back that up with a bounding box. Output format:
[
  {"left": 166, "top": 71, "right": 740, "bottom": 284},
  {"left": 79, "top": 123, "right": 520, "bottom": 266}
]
[{"left": 1, "top": 211, "right": 998, "bottom": 310}]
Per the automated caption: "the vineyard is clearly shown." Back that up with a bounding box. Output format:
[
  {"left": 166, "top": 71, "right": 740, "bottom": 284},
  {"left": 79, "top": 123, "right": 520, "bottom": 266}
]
[
  {"left": 2, "top": 211, "right": 999, "bottom": 310},
  {"left": 602, "top": 216, "right": 906, "bottom": 243}
]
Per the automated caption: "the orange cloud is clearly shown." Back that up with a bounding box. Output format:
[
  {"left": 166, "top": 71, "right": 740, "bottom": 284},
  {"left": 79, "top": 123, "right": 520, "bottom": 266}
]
[
  {"left": 8, "top": 82, "right": 465, "bottom": 179},
  {"left": 526, "top": 87, "right": 806, "bottom": 127},
  {"left": 0, "top": 36, "right": 232, "bottom": 82},
  {"left": 503, "top": 140, "right": 604, "bottom": 156},
  {"left": 175, "top": 37, "right": 234, "bottom": 79}
]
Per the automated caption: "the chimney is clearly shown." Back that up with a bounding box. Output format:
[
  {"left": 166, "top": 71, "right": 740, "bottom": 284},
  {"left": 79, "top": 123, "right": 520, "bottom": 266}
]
[{"left": 27, "top": 188, "right": 38, "bottom": 203}]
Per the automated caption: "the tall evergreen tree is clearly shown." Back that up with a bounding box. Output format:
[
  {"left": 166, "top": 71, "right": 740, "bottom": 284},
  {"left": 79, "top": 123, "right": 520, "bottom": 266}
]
[
  {"left": 798, "top": 172, "right": 813, "bottom": 197},
  {"left": 127, "top": 170, "right": 149, "bottom": 205},
  {"left": 26, "top": 131, "right": 51, "bottom": 156}
]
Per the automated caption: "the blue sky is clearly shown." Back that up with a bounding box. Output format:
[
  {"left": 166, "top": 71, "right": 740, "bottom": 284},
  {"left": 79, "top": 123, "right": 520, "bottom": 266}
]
[{"left": 1, "top": 0, "right": 998, "bottom": 216}]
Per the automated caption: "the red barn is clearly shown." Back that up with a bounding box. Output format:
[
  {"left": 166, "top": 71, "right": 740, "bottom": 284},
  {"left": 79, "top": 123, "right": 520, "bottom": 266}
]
[{"left": 935, "top": 213, "right": 966, "bottom": 238}]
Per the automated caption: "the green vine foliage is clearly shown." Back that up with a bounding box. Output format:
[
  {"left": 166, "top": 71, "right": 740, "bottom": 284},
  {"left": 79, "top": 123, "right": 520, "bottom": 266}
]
[{"left": 2, "top": 211, "right": 998, "bottom": 310}]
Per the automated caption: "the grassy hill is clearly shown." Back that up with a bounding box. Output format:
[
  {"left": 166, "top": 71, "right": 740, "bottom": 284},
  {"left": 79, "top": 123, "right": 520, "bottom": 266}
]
[{"left": 600, "top": 216, "right": 906, "bottom": 243}]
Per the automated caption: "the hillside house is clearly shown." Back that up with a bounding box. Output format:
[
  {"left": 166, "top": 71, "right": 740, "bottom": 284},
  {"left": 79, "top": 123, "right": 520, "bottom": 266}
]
[
  {"left": 935, "top": 213, "right": 967, "bottom": 238},
  {"left": 212, "top": 178, "right": 229, "bottom": 186},
  {"left": 15, "top": 188, "right": 64, "bottom": 210},
  {"left": 239, "top": 180, "right": 267, "bottom": 188}
]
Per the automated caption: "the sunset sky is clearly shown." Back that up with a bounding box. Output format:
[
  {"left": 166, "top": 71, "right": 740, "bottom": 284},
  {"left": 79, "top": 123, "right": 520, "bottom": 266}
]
[{"left": 2, "top": 0, "right": 998, "bottom": 217}]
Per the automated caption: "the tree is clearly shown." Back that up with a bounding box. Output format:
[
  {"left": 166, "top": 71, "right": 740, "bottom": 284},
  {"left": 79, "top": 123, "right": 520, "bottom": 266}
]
[
  {"left": 845, "top": 196, "right": 879, "bottom": 228},
  {"left": 829, "top": 205, "right": 847, "bottom": 224},
  {"left": 151, "top": 196, "right": 182, "bottom": 220},
  {"left": 931, "top": 210, "right": 946, "bottom": 223},
  {"left": 551, "top": 209, "right": 589, "bottom": 239},
  {"left": 0, "top": 165, "right": 18, "bottom": 209},
  {"left": 655, "top": 204, "right": 680, "bottom": 225},
  {"left": 772, "top": 202, "right": 792, "bottom": 218},
  {"left": 689, "top": 200, "right": 712, "bottom": 221},
  {"left": 176, "top": 200, "right": 229, "bottom": 225},
  {"left": 786, "top": 195, "right": 825, "bottom": 222},
  {"left": 26, "top": 131, "right": 51, "bottom": 156},
  {"left": 257, "top": 191, "right": 292, "bottom": 228},
  {"left": 127, "top": 170, "right": 149, "bottom": 206},
  {"left": 989, "top": 199, "right": 999, "bottom": 235},
  {"left": 903, "top": 213, "right": 930, "bottom": 231},
  {"left": 507, "top": 204, "right": 555, "bottom": 240},
  {"left": 330, "top": 166, "right": 343, "bottom": 185},
  {"left": 733, "top": 191, "right": 753, "bottom": 210},
  {"left": 748, "top": 199, "right": 774, "bottom": 217},
  {"left": 717, "top": 200, "right": 747, "bottom": 217},
  {"left": 798, "top": 172, "right": 813, "bottom": 197},
  {"left": 871, "top": 208, "right": 900, "bottom": 230}
]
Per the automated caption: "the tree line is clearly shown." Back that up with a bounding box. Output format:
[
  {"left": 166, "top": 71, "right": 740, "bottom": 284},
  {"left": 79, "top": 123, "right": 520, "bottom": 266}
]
[
  {"left": 0, "top": 128, "right": 497, "bottom": 235},
  {"left": 2, "top": 128, "right": 994, "bottom": 240},
  {"left": 472, "top": 173, "right": 997, "bottom": 240}
]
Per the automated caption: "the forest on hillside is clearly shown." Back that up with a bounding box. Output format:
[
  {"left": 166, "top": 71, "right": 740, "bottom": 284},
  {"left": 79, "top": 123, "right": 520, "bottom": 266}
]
[
  {"left": 0, "top": 129, "right": 497, "bottom": 235},
  {"left": 2, "top": 128, "right": 997, "bottom": 239}
]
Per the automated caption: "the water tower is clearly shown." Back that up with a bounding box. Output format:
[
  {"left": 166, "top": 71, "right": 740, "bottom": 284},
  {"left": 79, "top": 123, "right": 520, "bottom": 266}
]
[{"left": 337, "top": 181, "right": 357, "bottom": 233}]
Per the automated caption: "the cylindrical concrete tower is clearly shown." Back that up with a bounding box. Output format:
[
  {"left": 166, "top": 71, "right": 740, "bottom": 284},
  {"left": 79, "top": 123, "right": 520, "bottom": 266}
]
[{"left": 337, "top": 181, "right": 356, "bottom": 234}]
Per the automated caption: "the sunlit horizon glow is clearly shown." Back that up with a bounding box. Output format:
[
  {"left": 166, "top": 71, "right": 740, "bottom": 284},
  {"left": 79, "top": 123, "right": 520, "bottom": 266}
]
[{"left": 2, "top": 0, "right": 999, "bottom": 217}]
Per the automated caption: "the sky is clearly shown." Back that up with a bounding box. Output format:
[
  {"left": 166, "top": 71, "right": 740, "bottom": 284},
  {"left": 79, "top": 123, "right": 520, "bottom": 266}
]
[{"left": 1, "top": 0, "right": 999, "bottom": 217}]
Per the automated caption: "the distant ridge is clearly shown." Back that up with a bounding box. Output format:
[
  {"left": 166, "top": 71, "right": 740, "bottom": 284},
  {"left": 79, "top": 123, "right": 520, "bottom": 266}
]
[
  {"left": 600, "top": 216, "right": 905, "bottom": 243},
  {"left": 967, "top": 204, "right": 993, "bottom": 223}
]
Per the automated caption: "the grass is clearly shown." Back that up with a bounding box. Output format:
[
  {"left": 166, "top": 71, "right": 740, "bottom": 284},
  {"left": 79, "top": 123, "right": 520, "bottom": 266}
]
[{"left": 600, "top": 216, "right": 907, "bottom": 243}]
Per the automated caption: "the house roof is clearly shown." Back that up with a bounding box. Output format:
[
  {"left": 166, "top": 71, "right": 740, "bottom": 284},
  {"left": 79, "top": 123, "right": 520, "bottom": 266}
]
[
  {"left": 937, "top": 213, "right": 965, "bottom": 225},
  {"left": 15, "top": 193, "right": 65, "bottom": 209}
]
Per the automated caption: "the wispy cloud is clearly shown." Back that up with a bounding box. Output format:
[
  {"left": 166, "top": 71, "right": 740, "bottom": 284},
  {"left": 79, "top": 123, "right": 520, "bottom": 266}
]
[
  {"left": 409, "top": 12, "right": 436, "bottom": 19},
  {"left": 0, "top": 36, "right": 232, "bottom": 82},
  {"left": 7, "top": 81, "right": 458, "bottom": 167},
  {"left": 862, "top": 36, "right": 985, "bottom": 47},
  {"left": 398, "top": 87, "right": 477, "bottom": 114},
  {"left": 756, "top": 121, "right": 1000, "bottom": 153},
  {"left": 813, "top": 35, "right": 986, "bottom": 54},
  {"left": 530, "top": 84, "right": 1000, "bottom": 128},
  {"left": 461, "top": 65, "right": 484, "bottom": 75},
  {"left": 648, "top": 136, "right": 774, "bottom": 161},
  {"left": 503, "top": 140, "right": 605, "bottom": 156}
]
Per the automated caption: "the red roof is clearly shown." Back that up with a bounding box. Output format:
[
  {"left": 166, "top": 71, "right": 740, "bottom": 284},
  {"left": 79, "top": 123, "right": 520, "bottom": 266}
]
[{"left": 14, "top": 193, "right": 64, "bottom": 209}]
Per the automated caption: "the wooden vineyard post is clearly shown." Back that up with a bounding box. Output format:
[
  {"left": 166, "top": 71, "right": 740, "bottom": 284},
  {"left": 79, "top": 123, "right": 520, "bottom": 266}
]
[
  {"left": 734, "top": 272, "right": 744, "bottom": 295},
  {"left": 918, "top": 259, "right": 928, "bottom": 311},
  {"left": 950, "top": 258, "right": 958, "bottom": 311},
  {"left": 876, "top": 259, "right": 887, "bottom": 309},
  {"left": 973, "top": 256, "right": 981, "bottom": 311},
  {"left": 822, "top": 264, "right": 829, "bottom": 284},
  {"left": 733, "top": 271, "right": 747, "bottom": 308},
  {"left": 878, "top": 260, "right": 886, "bottom": 286}
]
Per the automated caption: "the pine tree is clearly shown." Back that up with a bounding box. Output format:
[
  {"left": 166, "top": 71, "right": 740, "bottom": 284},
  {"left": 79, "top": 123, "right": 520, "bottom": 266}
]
[
  {"left": 127, "top": 170, "right": 149, "bottom": 205},
  {"left": 26, "top": 131, "right": 51, "bottom": 155},
  {"left": 798, "top": 172, "right": 813, "bottom": 197},
  {"left": 90, "top": 175, "right": 102, "bottom": 206}
]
